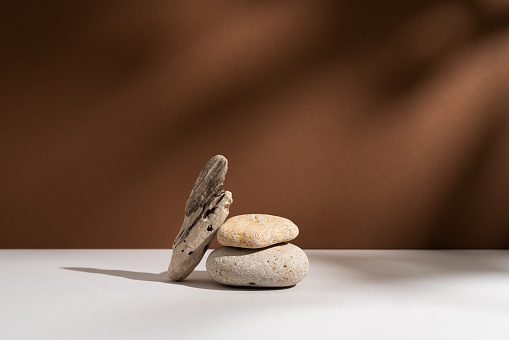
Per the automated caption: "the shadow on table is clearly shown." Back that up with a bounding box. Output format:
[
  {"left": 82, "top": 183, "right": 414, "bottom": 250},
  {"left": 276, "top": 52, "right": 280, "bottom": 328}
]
[
  {"left": 62, "top": 267, "right": 293, "bottom": 291},
  {"left": 311, "top": 250, "right": 509, "bottom": 282}
]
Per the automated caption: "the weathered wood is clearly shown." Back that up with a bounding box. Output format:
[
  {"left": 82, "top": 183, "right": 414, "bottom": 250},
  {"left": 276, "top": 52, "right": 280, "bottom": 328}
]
[{"left": 168, "top": 155, "right": 233, "bottom": 281}]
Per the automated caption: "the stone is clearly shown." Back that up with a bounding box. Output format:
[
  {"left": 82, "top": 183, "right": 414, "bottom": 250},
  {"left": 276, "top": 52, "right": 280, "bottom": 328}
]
[
  {"left": 217, "top": 214, "right": 299, "bottom": 249},
  {"left": 206, "top": 243, "right": 309, "bottom": 287},
  {"left": 168, "top": 155, "right": 233, "bottom": 281}
]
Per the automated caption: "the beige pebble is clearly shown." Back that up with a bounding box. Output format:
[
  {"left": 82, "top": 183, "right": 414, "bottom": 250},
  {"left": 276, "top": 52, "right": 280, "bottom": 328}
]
[
  {"left": 206, "top": 243, "right": 309, "bottom": 287},
  {"left": 217, "top": 214, "right": 299, "bottom": 249}
]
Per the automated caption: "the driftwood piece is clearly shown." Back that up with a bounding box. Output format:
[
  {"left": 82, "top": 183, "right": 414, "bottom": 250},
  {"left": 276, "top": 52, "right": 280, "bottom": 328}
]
[{"left": 168, "top": 155, "right": 233, "bottom": 281}]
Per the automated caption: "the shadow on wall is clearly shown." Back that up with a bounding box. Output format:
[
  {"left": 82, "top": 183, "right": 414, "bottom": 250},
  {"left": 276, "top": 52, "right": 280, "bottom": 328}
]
[{"left": 1, "top": 0, "right": 509, "bottom": 248}]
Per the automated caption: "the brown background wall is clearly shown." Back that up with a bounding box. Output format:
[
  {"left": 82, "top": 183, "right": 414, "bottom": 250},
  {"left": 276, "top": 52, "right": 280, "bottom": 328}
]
[{"left": 1, "top": 1, "right": 509, "bottom": 249}]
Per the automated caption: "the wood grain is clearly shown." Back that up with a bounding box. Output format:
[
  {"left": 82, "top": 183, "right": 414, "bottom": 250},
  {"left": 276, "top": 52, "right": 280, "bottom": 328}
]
[{"left": 168, "top": 155, "right": 232, "bottom": 281}]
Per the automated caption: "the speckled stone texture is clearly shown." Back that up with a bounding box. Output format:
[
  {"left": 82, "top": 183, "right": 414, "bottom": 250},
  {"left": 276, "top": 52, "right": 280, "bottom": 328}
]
[
  {"left": 206, "top": 243, "right": 309, "bottom": 287},
  {"left": 217, "top": 214, "right": 299, "bottom": 249}
]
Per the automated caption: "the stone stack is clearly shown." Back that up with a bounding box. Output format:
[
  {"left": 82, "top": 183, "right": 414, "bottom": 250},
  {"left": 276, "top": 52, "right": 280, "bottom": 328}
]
[
  {"left": 206, "top": 214, "right": 309, "bottom": 287},
  {"left": 168, "top": 155, "right": 309, "bottom": 288}
]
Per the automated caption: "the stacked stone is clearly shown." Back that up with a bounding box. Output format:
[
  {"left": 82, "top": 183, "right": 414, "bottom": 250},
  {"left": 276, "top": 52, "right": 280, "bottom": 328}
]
[{"left": 206, "top": 214, "right": 309, "bottom": 287}]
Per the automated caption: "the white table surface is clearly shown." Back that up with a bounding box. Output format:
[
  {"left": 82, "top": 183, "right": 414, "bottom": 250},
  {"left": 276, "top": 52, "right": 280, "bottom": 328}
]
[{"left": 1, "top": 250, "right": 508, "bottom": 340}]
